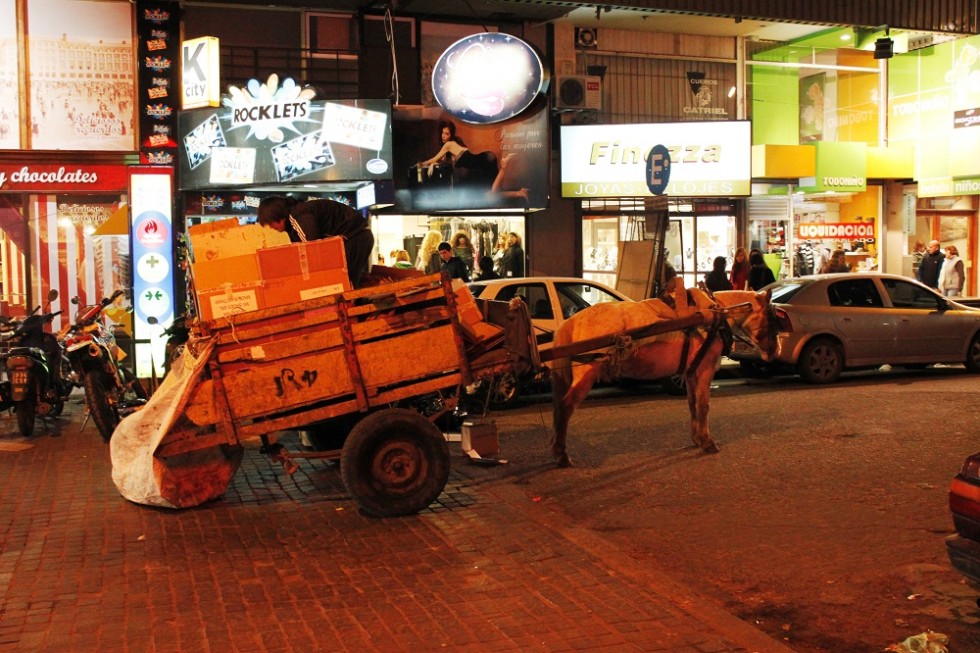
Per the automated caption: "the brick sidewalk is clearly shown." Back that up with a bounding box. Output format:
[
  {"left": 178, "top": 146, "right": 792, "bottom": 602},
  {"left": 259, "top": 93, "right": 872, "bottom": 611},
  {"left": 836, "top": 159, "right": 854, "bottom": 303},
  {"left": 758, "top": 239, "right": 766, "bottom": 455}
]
[{"left": 0, "top": 396, "right": 794, "bottom": 652}]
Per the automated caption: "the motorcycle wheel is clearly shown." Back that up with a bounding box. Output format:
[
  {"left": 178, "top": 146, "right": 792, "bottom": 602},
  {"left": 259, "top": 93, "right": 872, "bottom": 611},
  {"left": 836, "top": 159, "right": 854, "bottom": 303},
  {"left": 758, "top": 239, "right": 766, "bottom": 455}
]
[
  {"left": 119, "top": 366, "right": 148, "bottom": 400},
  {"left": 15, "top": 393, "right": 36, "bottom": 438},
  {"left": 83, "top": 370, "right": 119, "bottom": 443}
]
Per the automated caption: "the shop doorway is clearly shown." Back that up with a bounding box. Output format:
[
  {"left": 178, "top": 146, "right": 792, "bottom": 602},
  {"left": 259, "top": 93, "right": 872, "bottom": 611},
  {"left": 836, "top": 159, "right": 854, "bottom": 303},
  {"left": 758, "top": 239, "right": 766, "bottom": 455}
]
[{"left": 914, "top": 196, "right": 977, "bottom": 296}]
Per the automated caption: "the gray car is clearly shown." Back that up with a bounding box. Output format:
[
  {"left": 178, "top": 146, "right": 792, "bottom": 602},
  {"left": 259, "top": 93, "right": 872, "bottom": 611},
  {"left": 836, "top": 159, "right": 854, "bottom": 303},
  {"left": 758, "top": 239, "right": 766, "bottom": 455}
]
[{"left": 729, "top": 272, "right": 980, "bottom": 383}]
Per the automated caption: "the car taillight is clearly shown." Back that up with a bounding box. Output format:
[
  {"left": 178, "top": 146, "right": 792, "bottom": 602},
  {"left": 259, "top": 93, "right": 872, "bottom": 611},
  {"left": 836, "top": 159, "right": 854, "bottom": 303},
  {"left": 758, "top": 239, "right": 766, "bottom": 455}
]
[
  {"left": 773, "top": 306, "right": 793, "bottom": 332},
  {"left": 960, "top": 454, "right": 980, "bottom": 480}
]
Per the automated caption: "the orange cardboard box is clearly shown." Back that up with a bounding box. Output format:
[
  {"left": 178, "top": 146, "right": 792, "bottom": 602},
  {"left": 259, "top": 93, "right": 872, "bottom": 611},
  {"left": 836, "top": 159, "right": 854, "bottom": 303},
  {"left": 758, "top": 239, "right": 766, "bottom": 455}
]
[
  {"left": 261, "top": 269, "right": 352, "bottom": 308},
  {"left": 256, "top": 238, "right": 347, "bottom": 280},
  {"left": 196, "top": 282, "right": 265, "bottom": 322},
  {"left": 189, "top": 219, "right": 289, "bottom": 263},
  {"left": 191, "top": 254, "right": 261, "bottom": 292}
]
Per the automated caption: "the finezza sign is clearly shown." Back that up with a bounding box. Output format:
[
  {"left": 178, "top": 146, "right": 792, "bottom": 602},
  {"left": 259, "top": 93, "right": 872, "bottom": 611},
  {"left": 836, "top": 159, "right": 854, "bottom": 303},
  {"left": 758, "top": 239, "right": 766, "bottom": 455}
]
[{"left": 560, "top": 121, "right": 751, "bottom": 198}]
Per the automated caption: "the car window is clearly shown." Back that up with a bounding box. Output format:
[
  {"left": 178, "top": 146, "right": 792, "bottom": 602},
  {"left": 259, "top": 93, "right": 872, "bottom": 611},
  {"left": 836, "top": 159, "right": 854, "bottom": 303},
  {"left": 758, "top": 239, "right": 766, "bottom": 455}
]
[
  {"left": 492, "top": 283, "right": 552, "bottom": 319},
  {"left": 468, "top": 283, "right": 487, "bottom": 298},
  {"left": 556, "top": 282, "right": 622, "bottom": 319},
  {"left": 881, "top": 278, "right": 944, "bottom": 310},
  {"left": 768, "top": 282, "right": 807, "bottom": 303},
  {"left": 826, "top": 279, "right": 884, "bottom": 308}
]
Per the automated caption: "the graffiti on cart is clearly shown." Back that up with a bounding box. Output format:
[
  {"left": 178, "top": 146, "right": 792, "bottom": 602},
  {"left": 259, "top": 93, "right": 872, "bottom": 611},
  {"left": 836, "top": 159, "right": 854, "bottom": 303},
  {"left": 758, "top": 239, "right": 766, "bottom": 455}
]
[{"left": 274, "top": 368, "right": 318, "bottom": 396}]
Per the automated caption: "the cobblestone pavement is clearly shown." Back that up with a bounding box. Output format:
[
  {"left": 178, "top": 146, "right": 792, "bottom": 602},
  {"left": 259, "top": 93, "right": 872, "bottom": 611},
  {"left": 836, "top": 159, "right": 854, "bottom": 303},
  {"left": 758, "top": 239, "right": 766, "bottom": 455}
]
[{"left": 0, "top": 395, "right": 795, "bottom": 652}]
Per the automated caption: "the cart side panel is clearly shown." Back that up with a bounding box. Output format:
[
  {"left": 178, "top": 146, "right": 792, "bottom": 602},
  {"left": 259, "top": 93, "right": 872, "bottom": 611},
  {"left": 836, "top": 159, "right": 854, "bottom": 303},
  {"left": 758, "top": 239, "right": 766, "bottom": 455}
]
[
  {"left": 219, "top": 348, "right": 356, "bottom": 419},
  {"left": 357, "top": 323, "right": 461, "bottom": 389}
]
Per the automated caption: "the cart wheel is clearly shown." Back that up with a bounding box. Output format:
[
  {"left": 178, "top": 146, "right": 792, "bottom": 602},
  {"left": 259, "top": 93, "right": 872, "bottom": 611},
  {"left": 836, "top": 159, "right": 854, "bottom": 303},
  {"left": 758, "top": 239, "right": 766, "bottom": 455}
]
[{"left": 341, "top": 408, "right": 450, "bottom": 518}]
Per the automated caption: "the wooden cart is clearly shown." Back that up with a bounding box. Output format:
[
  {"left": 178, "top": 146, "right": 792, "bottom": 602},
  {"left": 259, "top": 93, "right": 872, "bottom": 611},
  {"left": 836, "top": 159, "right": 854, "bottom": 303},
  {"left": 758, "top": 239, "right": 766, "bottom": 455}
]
[{"left": 151, "top": 272, "right": 536, "bottom": 517}]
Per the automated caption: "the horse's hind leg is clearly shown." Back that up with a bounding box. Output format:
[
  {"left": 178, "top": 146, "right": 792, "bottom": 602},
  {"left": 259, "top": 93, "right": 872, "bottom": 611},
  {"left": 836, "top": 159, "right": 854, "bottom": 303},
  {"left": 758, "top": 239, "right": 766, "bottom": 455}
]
[{"left": 551, "top": 363, "right": 602, "bottom": 467}]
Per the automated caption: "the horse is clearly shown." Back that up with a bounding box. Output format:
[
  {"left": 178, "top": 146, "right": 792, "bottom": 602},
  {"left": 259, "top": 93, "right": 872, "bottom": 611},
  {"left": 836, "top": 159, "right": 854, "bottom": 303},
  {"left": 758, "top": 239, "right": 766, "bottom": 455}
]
[{"left": 549, "top": 286, "right": 777, "bottom": 467}]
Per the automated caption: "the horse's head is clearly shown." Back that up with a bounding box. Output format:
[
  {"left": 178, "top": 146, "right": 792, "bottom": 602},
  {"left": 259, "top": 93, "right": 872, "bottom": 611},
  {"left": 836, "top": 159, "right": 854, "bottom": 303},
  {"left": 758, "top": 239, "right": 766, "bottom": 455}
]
[{"left": 713, "top": 289, "right": 778, "bottom": 362}]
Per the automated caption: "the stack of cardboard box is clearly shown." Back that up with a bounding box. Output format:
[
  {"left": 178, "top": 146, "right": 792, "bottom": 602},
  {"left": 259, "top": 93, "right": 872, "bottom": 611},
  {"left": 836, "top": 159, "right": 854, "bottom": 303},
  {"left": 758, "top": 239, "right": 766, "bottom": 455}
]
[{"left": 188, "top": 218, "right": 352, "bottom": 322}]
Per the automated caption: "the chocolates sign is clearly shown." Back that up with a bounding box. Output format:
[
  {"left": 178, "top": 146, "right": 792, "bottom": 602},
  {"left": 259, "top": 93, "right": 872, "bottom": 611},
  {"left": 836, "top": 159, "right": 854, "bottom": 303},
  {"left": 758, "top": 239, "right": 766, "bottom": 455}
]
[{"left": 0, "top": 165, "right": 129, "bottom": 192}]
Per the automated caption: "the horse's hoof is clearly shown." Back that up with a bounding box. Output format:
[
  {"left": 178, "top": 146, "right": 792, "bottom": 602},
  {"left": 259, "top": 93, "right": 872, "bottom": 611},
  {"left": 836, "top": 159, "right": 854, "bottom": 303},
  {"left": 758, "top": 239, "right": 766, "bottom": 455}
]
[
  {"left": 555, "top": 454, "right": 573, "bottom": 468},
  {"left": 702, "top": 442, "right": 720, "bottom": 454}
]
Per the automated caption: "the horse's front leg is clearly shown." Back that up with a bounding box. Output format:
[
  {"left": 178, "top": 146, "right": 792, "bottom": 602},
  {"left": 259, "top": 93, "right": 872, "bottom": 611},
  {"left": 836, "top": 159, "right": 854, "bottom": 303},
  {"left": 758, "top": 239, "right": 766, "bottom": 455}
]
[
  {"left": 551, "top": 362, "right": 603, "bottom": 467},
  {"left": 685, "top": 348, "right": 721, "bottom": 454}
]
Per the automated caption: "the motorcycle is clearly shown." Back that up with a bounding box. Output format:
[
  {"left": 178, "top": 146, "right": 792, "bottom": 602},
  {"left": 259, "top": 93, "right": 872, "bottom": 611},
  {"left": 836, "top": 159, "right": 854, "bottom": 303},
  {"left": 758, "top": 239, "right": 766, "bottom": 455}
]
[
  {"left": 59, "top": 290, "right": 148, "bottom": 442},
  {"left": 1, "top": 289, "right": 72, "bottom": 437}
]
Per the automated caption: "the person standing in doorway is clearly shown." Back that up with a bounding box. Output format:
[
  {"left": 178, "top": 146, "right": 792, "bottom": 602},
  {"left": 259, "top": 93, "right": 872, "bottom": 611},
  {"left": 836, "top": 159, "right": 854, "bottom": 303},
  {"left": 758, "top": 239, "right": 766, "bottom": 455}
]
[
  {"left": 916, "top": 240, "right": 945, "bottom": 289},
  {"left": 500, "top": 232, "right": 525, "bottom": 278},
  {"left": 729, "top": 247, "right": 749, "bottom": 290},
  {"left": 747, "top": 249, "right": 776, "bottom": 290},
  {"left": 437, "top": 242, "right": 470, "bottom": 282},
  {"left": 938, "top": 244, "right": 965, "bottom": 297}
]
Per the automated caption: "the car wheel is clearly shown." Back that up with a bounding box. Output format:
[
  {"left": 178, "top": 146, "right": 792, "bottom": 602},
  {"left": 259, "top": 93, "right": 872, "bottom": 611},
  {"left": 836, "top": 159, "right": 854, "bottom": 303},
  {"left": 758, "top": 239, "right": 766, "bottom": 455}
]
[
  {"left": 797, "top": 338, "right": 843, "bottom": 384},
  {"left": 484, "top": 372, "right": 523, "bottom": 409},
  {"left": 965, "top": 332, "right": 980, "bottom": 373},
  {"left": 660, "top": 374, "right": 687, "bottom": 395}
]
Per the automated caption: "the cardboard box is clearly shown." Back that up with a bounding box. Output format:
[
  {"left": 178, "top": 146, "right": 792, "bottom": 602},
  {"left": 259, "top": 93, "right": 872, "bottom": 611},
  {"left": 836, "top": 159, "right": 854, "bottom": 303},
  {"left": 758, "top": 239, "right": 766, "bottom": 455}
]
[
  {"left": 461, "top": 419, "right": 499, "bottom": 457},
  {"left": 262, "top": 269, "right": 351, "bottom": 308},
  {"left": 191, "top": 254, "right": 261, "bottom": 292},
  {"left": 189, "top": 219, "right": 289, "bottom": 263},
  {"left": 256, "top": 238, "right": 347, "bottom": 280},
  {"left": 196, "top": 282, "right": 264, "bottom": 322}
]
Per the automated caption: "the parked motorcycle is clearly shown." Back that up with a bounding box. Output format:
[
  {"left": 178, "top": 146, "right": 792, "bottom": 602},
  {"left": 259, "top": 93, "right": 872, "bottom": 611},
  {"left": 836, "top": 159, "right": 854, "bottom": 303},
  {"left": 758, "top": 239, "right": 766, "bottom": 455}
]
[
  {"left": 0, "top": 290, "right": 72, "bottom": 437},
  {"left": 60, "top": 290, "right": 148, "bottom": 442}
]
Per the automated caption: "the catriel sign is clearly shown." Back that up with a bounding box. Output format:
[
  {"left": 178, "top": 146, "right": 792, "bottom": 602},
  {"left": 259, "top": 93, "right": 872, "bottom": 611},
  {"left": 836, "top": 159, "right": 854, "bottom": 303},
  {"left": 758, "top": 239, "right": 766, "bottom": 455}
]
[{"left": 0, "top": 165, "right": 130, "bottom": 192}]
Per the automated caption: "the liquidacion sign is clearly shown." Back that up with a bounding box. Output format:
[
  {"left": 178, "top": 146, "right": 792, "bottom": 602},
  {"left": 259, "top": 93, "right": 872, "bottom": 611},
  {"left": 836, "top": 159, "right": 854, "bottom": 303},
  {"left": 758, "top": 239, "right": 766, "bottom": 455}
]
[{"left": 797, "top": 223, "right": 875, "bottom": 239}]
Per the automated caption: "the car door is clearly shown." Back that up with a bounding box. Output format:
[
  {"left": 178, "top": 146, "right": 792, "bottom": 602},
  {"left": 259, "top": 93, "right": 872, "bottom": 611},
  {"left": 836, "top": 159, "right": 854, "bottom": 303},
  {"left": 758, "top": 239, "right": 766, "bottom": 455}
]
[
  {"left": 554, "top": 280, "right": 626, "bottom": 320},
  {"left": 825, "top": 277, "right": 895, "bottom": 365},
  {"left": 879, "top": 277, "right": 955, "bottom": 360}
]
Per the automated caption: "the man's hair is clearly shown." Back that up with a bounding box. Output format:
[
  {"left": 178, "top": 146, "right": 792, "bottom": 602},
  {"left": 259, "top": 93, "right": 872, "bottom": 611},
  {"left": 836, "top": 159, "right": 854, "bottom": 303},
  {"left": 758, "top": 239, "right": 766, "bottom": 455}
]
[
  {"left": 438, "top": 241, "right": 452, "bottom": 252},
  {"left": 256, "top": 196, "right": 292, "bottom": 226}
]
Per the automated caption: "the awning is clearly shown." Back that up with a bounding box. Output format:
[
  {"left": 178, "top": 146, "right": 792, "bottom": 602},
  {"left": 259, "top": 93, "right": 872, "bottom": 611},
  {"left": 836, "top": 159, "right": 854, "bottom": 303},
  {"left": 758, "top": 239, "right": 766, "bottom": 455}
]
[{"left": 94, "top": 204, "right": 130, "bottom": 236}]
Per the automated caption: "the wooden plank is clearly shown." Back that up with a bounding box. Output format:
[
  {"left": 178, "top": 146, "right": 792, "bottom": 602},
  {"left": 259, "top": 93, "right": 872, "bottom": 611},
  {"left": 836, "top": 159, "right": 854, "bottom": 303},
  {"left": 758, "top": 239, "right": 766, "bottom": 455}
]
[
  {"left": 220, "top": 348, "right": 356, "bottom": 419},
  {"left": 365, "top": 372, "right": 463, "bottom": 408},
  {"left": 234, "top": 398, "right": 363, "bottom": 439},
  {"left": 348, "top": 304, "right": 452, "bottom": 342},
  {"left": 215, "top": 325, "right": 345, "bottom": 364},
  {"left": 212, "top": 305, "right": 340, "bottom": 346},
  {"left": 357, "top": 324, "right": 461, "bottom": 387}
]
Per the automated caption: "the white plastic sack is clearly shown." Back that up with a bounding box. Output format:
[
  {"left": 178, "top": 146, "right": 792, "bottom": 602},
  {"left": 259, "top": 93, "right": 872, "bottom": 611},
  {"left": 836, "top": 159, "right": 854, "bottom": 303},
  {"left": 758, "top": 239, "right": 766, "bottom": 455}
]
[{"left": 110, "top": 336, "right": 241, "bottom": 508}]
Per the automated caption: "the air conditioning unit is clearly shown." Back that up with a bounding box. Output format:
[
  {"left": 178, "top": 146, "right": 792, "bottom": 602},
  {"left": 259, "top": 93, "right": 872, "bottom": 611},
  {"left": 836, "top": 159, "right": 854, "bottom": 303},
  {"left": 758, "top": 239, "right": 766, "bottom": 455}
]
[{"left": 554, "top": 75, "right": 602, "bottom": 110}]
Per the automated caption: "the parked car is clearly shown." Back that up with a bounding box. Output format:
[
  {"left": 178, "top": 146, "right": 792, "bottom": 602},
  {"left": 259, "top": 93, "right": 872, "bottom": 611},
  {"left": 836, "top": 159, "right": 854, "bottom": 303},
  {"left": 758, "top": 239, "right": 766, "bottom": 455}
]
[
  {"left": 729, "top": 272, "right": 980, "bottom": 383},
  {"left": 467, "top": 276, "right": 686, "bottom": 405},
  {"left": 947, "top": 451, "right": 980, "bottom": 594}
]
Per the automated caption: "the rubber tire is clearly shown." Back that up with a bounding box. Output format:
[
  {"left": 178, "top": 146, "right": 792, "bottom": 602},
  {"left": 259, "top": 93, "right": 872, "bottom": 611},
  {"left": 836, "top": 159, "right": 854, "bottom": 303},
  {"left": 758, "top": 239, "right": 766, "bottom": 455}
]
[
  {"left": 120, "top": 366, "right": 148, "bottom": 400},
  {"left": 485, "top": 372, "right": 522, "bottom": 409},
  {"left": 661, "top": 374, "right": 687, "bottom": 395},
  {"left": 797, "top": 338, "right": 843, "bottom": 384},
  {"left": 84, "top": 370, "right": 119, "bottom": 443},
  {"left": 340, "top": 408, "right": 450, "bottom": 518},
  {"left": 15, "top": 392, "right": 36, "bottom": 438},
  {"left": 966, "top": 332, "right": 980, "bottom": 373}
]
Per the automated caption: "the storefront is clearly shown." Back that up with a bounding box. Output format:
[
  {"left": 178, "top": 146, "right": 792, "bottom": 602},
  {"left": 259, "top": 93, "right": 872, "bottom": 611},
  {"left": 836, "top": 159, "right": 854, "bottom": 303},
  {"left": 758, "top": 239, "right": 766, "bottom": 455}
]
[
  {"left": 560, "top": 120, "right": 752, "bottom": 292},
  {"left": 0, "top": 158, "right": 136, "bottom": 330}
]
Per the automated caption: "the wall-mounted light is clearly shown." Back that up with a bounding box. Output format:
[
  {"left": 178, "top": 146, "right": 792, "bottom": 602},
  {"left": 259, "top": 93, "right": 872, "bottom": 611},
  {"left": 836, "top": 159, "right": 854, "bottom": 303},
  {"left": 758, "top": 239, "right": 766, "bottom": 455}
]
[
  {"left": 727, "top": 86, "right": 736, "bottom": 98},
  {"left": 873, "top": 36, "right": 894, "bottom": 59}
]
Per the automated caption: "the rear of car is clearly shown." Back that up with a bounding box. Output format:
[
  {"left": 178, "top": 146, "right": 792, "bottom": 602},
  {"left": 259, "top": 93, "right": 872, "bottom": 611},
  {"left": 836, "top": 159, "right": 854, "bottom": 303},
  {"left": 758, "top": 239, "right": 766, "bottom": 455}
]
[{"left": 947, "top": 452, "right": 980, "bottom": 587}]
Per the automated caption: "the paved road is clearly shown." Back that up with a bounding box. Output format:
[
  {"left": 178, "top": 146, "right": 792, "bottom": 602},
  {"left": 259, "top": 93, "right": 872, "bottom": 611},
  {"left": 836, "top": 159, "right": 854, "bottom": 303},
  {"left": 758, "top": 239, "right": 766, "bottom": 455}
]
[{"left": 0, "top": 392, "right": 796, "bottom": 652}]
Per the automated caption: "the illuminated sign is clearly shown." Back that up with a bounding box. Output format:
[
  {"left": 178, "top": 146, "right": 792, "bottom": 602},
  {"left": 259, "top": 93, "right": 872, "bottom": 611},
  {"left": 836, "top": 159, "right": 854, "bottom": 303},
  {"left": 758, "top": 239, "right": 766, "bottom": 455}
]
[
  {"left": 130, "top": 168, "right": 175, "bottom": 379},
  {"left": 432, "top": 33, "right": 547, "bottom": 125},
  {"left": 797, "top": 223, "right": 876, "bottom": 239},
  {"left": 182, "top": 36, "right": 221, "bottom": 109},
  {"left": 0, "top": 164, "right": 129, "bottom": 192},
  {"left": 223, "top": 74, "right": 317, "bottom": 143},
  {"left": 560, "top": 121, "right": 751, "bottom": 198}
]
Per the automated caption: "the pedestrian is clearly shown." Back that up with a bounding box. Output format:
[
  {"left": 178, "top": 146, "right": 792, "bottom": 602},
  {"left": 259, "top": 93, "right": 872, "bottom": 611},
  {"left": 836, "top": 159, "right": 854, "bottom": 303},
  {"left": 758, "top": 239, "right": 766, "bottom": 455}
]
[
  {"left": 747, "top": 249, "right": 776, "bottom": 290},
  {"left": 500, "top": 232, "right": 525, "bottom": 278},
  {"left": 703, "top": 256, "right": 733, "bottom": 292},
  {"left": 916, "top": 239, "right": 945, "bottom": 289},
  {"left": 473, "top": 255, "right": 500, "bottom": 281},
  {"left": 416, "top": 230, "right": 443, "bottom": 274},
  {"left": 392, "top": 250, "right": 415, "bottom": 269},
  {"left": 818, "top": 249, "right": 851, "bottom": 274},
  {"left": 437, "top": 241, "right": 470, "bottom": 282},
  {"left": 938, "top": 244, "right": 965, "bottom": 297},
  {"left": 729, "top": 247, "right": 749, "bottom": 290},
  {"left": 450, "top": 231, "right": 476, "bottom": 275},
  {"left": 257, "top": 195, "right": 374, "bottom": 288}
]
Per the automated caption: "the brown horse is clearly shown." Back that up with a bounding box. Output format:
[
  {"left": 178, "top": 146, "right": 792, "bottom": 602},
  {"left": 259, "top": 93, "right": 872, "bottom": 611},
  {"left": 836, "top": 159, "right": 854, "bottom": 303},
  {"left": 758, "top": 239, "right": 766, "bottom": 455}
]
[{"left": 550, "top": 287, "right": 777, "bottom": 467}]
